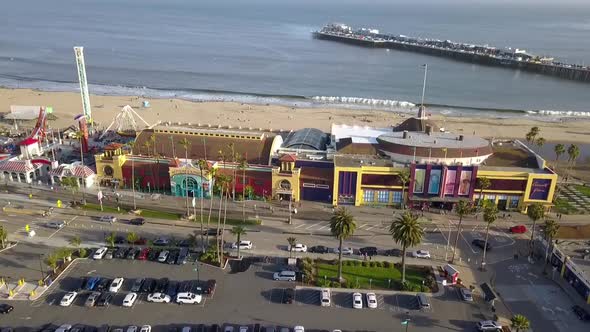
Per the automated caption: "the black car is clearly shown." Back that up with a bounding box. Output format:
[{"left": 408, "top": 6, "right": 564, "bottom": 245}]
[
  {"left": 129, "top": 218, "right": 146, "bottom": 226},
  {"left": 70, "top": 324, "right": 87, "bottom": 332},
  {"left": 189, "top": 280, "right": 202, "bottom": 294},
  {"left": 282, "top": 288, "right": 294, "bottom": 304},
  {"left": 204, "top": 279, "right": 217, "bottom": 295},
  {"left": 178, "top": 280, "right": 192, "bottom": 293},
  {"left": 131, "top": 278, "right": 145, "bottom": 292},
  {"left": 96, "top": 278, "right": 112, "bottom": 292},
  {"left": 308, "top": 245, "right": 329, "bottom": 254},
  {"left": 0, "top": 303, "right": 14, "bottom": 314},
  {"left": 114, "top": 247, "right": 128, "bottom": 259},
  {"left": 166, "top": 280, "right": 179, "bottom": 298},
  {"left": 384, "top": 249, "right": 402, "bottom": 257},
  {"left": 167, "top": 250, "right": 179, "bottom": 264},
  {"left": 177, "top": 239, "right": 191, "bottom": 247},
  {"left": 153, "top": 238, "right": 170, "bottom": 246},
  {"left": 97, "top": 325, "right": 111, "bottom": 332},
  {"left": 140, "top": 278, "right": 156, "bottom": 293},
  {"left": 359, "top": 246, "right": 378, "bottom": 256},
  {"left": 126, "top": 248, "right": 139, "bottom": 259},
  {"left": 96, "top": 293, "right": 113, "bottom": 307},
  {"left": 155, "top": 278, "right": 170, "bottom": 293},
  {"left": 78, "top": 277, "right": 89, "bottom": 291},
  {"left": 209, "top": 325, "right": 221, "bottom": 332},
  {"left": 203, "top": 229, "right": 222, "bottom": 236},
  {"left": 472, "top": 239, "right": 492, "bottom": 250},
  {"left": 148, "top": 248, "right": 161, "bottom": 261},
  {"left": 572, "top": 305, "right": 590, "bottom": 321},
  {"left": 114, "top": 236, "right": 126, "bottom": 245}
]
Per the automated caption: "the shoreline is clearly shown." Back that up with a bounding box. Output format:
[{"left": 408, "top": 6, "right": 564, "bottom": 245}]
[{"left": 1, "top": 87, "right": 590, "bottom": 145}]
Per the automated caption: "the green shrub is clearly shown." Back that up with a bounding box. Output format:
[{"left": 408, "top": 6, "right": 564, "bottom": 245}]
[
  {"left": 303, "top": 257, "right": 313, "bottom": 265},
  {"left": 353, "top": 260, "right": 362, "bottom": 266},
  {"left": 331, "top": 281, "right": 341, "bottom": 288},
  {"left": 369, "top": 261, "right": 376, "bottom": 268},
  {"left": 383, "top": 261, "right": 391, "bottom": 268},
  {"left": 374, "top": 261, "right": 383, "bottom": 268},
  {"left": 316, "top": 278, "right": 331, "bottom": 288},
  {"left": 361, "top": 261, "right": 368, "bottom": 267}
]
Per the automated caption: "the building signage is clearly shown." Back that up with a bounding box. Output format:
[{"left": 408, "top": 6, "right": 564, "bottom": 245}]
[
  {"left": 458, "top": 171, "right": 472, "bottom": 195},
  {"left": 428, "top": 169, "right": 441, "bottom": 194},
  {"left": 529, "top": 178, "right": 551, "bottom": 200},
  {"left": 414, "top": 169, "right": 425, "bottom": 193},
  {"left": 444, "top": 170, "right": 456, "bottom": 195}
]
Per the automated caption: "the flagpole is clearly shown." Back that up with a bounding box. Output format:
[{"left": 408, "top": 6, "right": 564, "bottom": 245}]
[{"left": 421, "top": 64, "right": 428, "bottom": 109}]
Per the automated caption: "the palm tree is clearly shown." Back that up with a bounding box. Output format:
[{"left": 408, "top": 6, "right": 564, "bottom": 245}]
[
  {"left": 287, "top": 236, "right": 297, "bottom": 258},
  {"left": 389, "top": 212, "right": 424, "bottom": 283},
  {"left": 238, "top": 156, "right": 248, "bottom": 222},
  {"left": 535, "top": 137, "right": 546, "bottom": 153},
  {"left": 178, "top": 138, "right": 192, "bottom": 217},
  {"left": 187, "top": 231, "right": 199, "bottom": 249},
  {"left": 68, "top": 235, "right": 82, "bottom": 254},
  {"left": 126, "top": 141, "right": 137, "bottom": 210},
  {"left": 527, "top": 203, "right": 545, "bottom": 255},
  {"left": 149, "top": 133, "right": 157, "bottom": 156},
  {"left": 61, "top": 177, "right": 80, "bottom": 202},
  {"left": 451, "top": 200, "right": 473, "bottom": 263},
  {"left": 566, "top": 144, "right": 580, "bottom": 181},
  {"left": 398, "top": 169, "right": 410, "bottom": 209},
  {"left": 329, "top": 207, "right": 357, "bottom": 282},
  {"left": 105, "top": 232, "right": 116, "bottom": 248},
  {"left": 74, "top": 130, "right": 87, "bottom": 204},
  {"left": 197, "top": 159, "right": 208, "bottom": 252},
  {"left": 510, "top": 314, "right": 531, "bottom": 332},
  {"left": 0, "top": 225, "right": 8, "bottom": 249},
  {"left": 481, "top": 201, "right": 498, "bottom": 270},
  {"left": 206, "top": 167, "right": 218, "bottom": 248},
  {"left": 220, "top": 175, "right": 232, "bottom": 266},
  {"left": 227, "top": 143, "right": 237, "bottom": 200},
  {"left": 554, "top": 143, "right": 565, "bottom": 167},
  {"left": 525, "top": 126, "right": 540, "bottom": 145},
  {"left": 143, "top": 141, "right": 152, "bottom": 157},
  {"left": 476, "top": 177, "right": 491, "bottom": 206},
  {"left": 127, "top": 232, "right": 139, "bottom": 247},
  {"left": 542, "top": 219, "right": 560, "bottom": 273},
  {"left": 214, "top": 174, "right": 228, "bottom": 264},
  {"left": 230, "top": 225, "right": 247, "bottom": 258},
  {"left": 45, "top": 253, "right": 59, "bottom": 273}
]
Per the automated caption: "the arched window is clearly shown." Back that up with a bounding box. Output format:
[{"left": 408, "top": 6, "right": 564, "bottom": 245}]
[{"left": 280, "top": 180, "right": 291, "bottom": 190}]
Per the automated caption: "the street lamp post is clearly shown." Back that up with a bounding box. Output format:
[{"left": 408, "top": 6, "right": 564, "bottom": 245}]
[
  {"left": 38, "top": 254, "right": 45, "bottom": 282},
  {"left": 402, "top": 318, "right": 411, "bottom": 332}
]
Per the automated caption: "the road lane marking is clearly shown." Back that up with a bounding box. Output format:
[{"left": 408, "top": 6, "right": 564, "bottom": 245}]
[
  {"left": 48, "top": 216, "right": 78, "bottom": 239},
  {"left": 305, "top": 222, "right": 322, "bottom": 230}
]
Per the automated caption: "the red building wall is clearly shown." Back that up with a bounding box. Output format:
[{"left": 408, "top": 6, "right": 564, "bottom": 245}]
[
  {"left": 216, "top": 167, "right": 272, "bottom": 198},
  {"left": 121, "top": 161, "right": 171, "bottom": 191}
]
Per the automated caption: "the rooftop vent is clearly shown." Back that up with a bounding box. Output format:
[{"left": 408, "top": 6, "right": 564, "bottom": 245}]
[
  {"left": 459, "top": 135, "right": 464, "bottom": 141},
  {"left": 426, "top": 125, "right": 432, "bottom": 135},
  {"left": 403, "top": 130, "right": 409, "bottom": 139}
]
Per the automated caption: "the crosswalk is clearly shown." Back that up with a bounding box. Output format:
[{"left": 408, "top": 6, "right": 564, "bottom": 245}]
[{"left": 293, "top": 221, "right": 393, "bottom": 233}]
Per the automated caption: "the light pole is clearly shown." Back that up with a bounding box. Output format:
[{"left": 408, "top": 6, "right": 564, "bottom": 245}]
[
  {"left": 402, "top": 317, "right": 411, "bottom": 332},
  {"left": 420, "top": 64, "right": 428, "bottom": 111},
  {"left": 38, "top": 254, "right": 45, "bottom": 282}
]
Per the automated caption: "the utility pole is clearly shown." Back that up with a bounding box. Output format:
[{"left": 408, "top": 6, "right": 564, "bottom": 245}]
[{"left": 421, "top": 64, "right": 428, "bottom": 110}]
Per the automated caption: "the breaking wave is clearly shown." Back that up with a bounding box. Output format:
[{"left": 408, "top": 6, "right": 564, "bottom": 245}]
[{"left": 311, "top": 95, "right": 416, "bottom": 108}]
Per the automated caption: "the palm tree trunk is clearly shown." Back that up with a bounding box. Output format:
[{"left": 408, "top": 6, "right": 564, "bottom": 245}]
[
  {"left": 543, "top": 237, "right": 552, "bottom": 274},
  {"left": 185, "top": 148, "right": 190, "bottom": 217},
  {"left": 450, "top": 216, "right": 463, "bottom": 263},
  {"left": 530, "top": 219, "right": 539, "bottom": 256},
  {"left": 200, "top": 171, "right": 205, "bottom": 253},
  {"left": 481, "top": 225, "right": 491, "bottom": 270},
  {"left": 216, "top": 185, "right": 223, "bottom": 264},
  {"left": 337, "top": 237, "right": 343, "bottom": 282},
  {"left": 242, "top": 168, "right": 246, "bottom": 222},
  {"left": 207, "top": 188, "right": 214, "bottom": 248},
  {"left": 401, "top": 245, "right": 407, "bottom": 283},
  {"left": 236, "top": 232, "right": 241, "bottom": 259},
  {"left": 401, "top": 184, "right": 405, "bottom": 210},
  {"left": 220, "top": 187, "right": 229, "bottom": 267},
  {"left": 79, "top": 137, "right": 86, "bottom": 204}
]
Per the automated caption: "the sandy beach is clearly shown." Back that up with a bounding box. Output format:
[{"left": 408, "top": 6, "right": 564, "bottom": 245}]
[{"left": 1, "top": 87, "right": 590, "bottom": 145}]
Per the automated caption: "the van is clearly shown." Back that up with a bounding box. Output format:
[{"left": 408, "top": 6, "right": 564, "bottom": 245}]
[
  {"left": 416, "top": 293, "right": 430, "bottom": 309},
  {"left": 273, "top": 270, "right": 296, "bottom": 281},
  {"left": 177, "top": 248, "right": 189, "bottom": 265},
  {"left": 320, "top": 288, "right": 331, "bottom": 307},
  {"left": 176, "top": 292, "right": 202, "bottom": 304}
]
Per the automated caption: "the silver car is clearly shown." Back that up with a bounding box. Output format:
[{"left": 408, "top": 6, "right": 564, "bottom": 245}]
[
  {"left": 47, "top": 220, "right": 66, "bottom": 229},
  {"left": 85, "top": 291, "right": 101, "bottom": 307},
  {"left": 460, "top": 288, "right": 473, "bottom": 301}
]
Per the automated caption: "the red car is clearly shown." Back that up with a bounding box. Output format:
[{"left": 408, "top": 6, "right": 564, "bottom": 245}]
[
  {"left": 509, "top": 225, "right": 527, "bottom": 234},
  {"left": 138, "top": 247, "right": 151, "bottom": 260}
]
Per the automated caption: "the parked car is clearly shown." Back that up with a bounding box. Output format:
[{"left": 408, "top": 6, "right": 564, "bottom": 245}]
[
  {"left": 359, "top": 247, "right": 378, "bottom": 256},
  {"left": 155, "top": 278, "right": 170, "bottom": 293},
  {"left": 383, "top": 249, "right": 402, "bottom": 257},
  {"left": 147, "top": 292, "right": 171, "bottom": 303},
  {"left": 127, "top": 326, "right": 138, "bottom": 332},
  {"left": 166, "top": 250, "right": 179, "bottom": 264},
  {"left": 412, "top": 250, "right": 431, "bottom": 259},
  {"left": 85, "top": 277, "right": 101, "bottom": 291},
  {"left": 282, "top": 288, "right": 294, "bottom": 304},
  {"left": 140, "top": 279, "right": 156, "bottom": 293},
  {"left": 140, "top": 326, "right": 151, "bottom": 332},
  {"left": 93, "top": 247, "right": 108, "bottom": 260},
  {"left": 320, "top": 288, "right": 331, "bottom": 307},
  {"left": 352, "top": 292, "right": 363, "bottom": 309},
  {"left": 572, "top": 305, "right": 590, "bottom": 321},
  {"left": 509, "top": 225, "right": 527, "bottom": 234},
  {"left": 85, "top": 291, "right": 101, "bottom": 307},
  {"left": 109, "top": 278, "right": 124, "bottom": 293},
  {"left": 273, "top": 270, "right": 296, "bottom": 281},
  {"left": 126, "top": 248, "right": 140, "bottom": 260},
  {"left": 288, "top": 243, "right": 307, "bottom": 253},
  {"left": 47, "top": 220, "right": 66, "bottom": 229},
  {"left": 129, "top": 237, "right": 147, "bottom": 246},
  {"left": 96, "top": 293, "right": 113, "bottom": 307},
  {"left": 55, "top": 325, "right": 73, "bottom": 332},
  {"left": 129, "top": 218, "right": 146, "bottom": 226},
  {"left": 96, "top": 278, "right": 112, "bottom": 292},
  {"left": 166, "top": 281, "right": 179, "bottom": 298},
  {"left": 203, "top": 228, "right": 222, "bottom": 236},
  {"left": 334, "top": 247, "right": 353, "bottom": 255},
  {"left": 158, "top": 250, "right": 170, "bottom": 263},
  {"left": 148, "top": 249, "right": 161, "bottom": 261},
  {"left": 204, "top": 279, "right": 217, "bottom": 295},
  {"left": 459, "top": 288, "right": 473, "bottom": 301},
  {"left": 60, "top": 292, "right": 78, "bottom": 307},
  {"left": 122, "top": 293, "right": 138, "bottom": 307},
  {"left": 0, "top": 303, "right": 14, "bottom": 314},
  {"left": 239, "top": 327, "right": 249, "bottom": 332},
  {"left": 131, "top": 278, "right": 145, "bottom": 292},
  {"left": 472, "top": 239, "right": 492, "bottom": 251},
  {"left": 138, "top": 248, "right": 151, "bottom": 260},
  {"left": 231, "top": 241, "right": 253, "bottom": 250},
  {"left": 77, "top": 277, "right": 89, "bottom": 291},
  {"left": 176, "top": 292, "right": 202, "bottom": 304},
  {"left": 293, "top": 327, "right": 304, "bottom": 332},
  {"left": 114, "top": 236, "right": 126, "bottom": 245},
  {"left": 153, "top": 238, "right": 170, "bottom": 246},
  {"left": 366, "top": 293, "right": 377, "bottom": 309},
  {"left": 105, "top": 248, "right": 115, "bottom": 260},
  {"left": 99, "top": 216, "right": 117, "bottom": 223},
  {"left": 114, "top": 247, "right": 128, "bottom": 259},
  {"left": 177, "top": 248, "right": 189, "bottom": 265},
  {"left": 308, "top": 245, "right": 330, "bottom": 254},
  {"left": 476, "top": 320, "right": 502, "bottom": 331}
]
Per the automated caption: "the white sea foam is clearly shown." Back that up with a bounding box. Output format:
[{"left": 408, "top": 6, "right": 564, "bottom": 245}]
[
  {"left": 311, "top": 96, "right": 416, "bottom": 108},
  {"left": 527, "top": 109, "right": 590, "bottom": 117}
]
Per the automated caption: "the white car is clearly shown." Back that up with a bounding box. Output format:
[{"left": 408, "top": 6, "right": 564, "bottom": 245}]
[
  {"left": 176, "top": 292, "right": 202, "bottom": 304},
  {"left": 109, "top": 277, "right": 124, "bottom": 293},
  {"left": 352, "top": 292, "right": 363, "bottom": 309},
  {"left": 126, "top": 326, "right": 138, "bottom": 332},
  {"left": 147, "top": 292, "right": 171, "bottom": 303},
  {"left": 122, "top": 292, "right": 138, "bottom": 307},
  {"left": 239, "top": 327, "right": 249, "bottom": 332},
  {"left": 294, "top": 327, "right": 304, "bottom": 332},
  {"left": 47, "top": 220, "right": 66, "bottom": 229},
  {"left": 157, "top": 250, "right": 169, "bottom": 262},
  {"left": 60, "top": 291, "right": 78, "bottom": 307},
  {"left": 140, "top": 326, "right": 151, "bottom": 332},
  {"left": 100, "top": 215, "right": 117, "bottom": 223},
  {"left": 366, "top": 293, "right": 378, "bottom": 309},
  {"left": 289, "top": 243, "right": 307, "bottom": 252},
  {"left": 412, "top": 250, "right": 431, "bottom": 259},
  {"left": 320, "top": 288, "right": 331, "bottom": 307},
  {"left": 476, "top": 320, "right": 502, "bottom": 331},
  {"left": 231, "top": 241, "right": 253, "bottom": 250},
  {"left": 335, "top": 247, "right": 353, "bottom": 255},
  {"left": 93, "top": 247, "right": 108, "bottom": 260},
  {"left": 55, "top": 325, "right": 73, "bottom": 332}
]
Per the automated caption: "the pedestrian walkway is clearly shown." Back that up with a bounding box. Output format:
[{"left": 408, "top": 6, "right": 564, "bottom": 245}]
[{"left": 556, "top": 184, "right": 590, "bottom": 214}]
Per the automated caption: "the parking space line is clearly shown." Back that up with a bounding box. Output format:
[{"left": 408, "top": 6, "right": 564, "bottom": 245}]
[
  {"left": 48, "top": 216, "right": 79, "bottom": 239},
  {"left": 366, "top": 225, "right": 377, "bottom": 231},
  {"left": 293, "top": 223, "right": 307, "bottom": 229},
  {"left": 305, "top": 222, "right": 322, "bottom": 230},
  {"left": 317, "top": 222, "right": 331, "bottom": 230}
]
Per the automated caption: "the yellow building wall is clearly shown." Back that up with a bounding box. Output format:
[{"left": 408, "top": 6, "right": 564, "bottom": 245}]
[
  {"left": 94, "top": 153, "right": 127, "bottom": 187},
  {"left": 332, "top": 165, "right": 405, "bottom": 207},
  {"left": 271, "top": 168, "right": 301, "bottom": 202}
]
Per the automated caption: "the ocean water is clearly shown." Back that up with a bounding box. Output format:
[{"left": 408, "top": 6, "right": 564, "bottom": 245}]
[{"left": 1, "top": 0, "right": 590, "bottom": 118}]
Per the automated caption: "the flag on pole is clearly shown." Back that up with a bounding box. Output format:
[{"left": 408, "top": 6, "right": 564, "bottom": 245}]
[
  {"left": 97, "top": 190, "right": 103, "bottom": 202},
  {"left": 192, "top": 196, "right": 196, "bottom": 208}
]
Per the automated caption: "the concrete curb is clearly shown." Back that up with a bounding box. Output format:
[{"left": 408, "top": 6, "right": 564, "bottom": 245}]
[
  {"left": 295, "top": 285, "right": 442, "bottom": 297},
  {"left": 0, "top": 241, "right": 18, "bottom": 254},
  {"left": 29, "top": 257, "right": 87, "bottom": 301}
]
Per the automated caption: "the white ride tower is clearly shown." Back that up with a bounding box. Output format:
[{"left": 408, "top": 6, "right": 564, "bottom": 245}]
[{"left": 74, "top": 46, "right": 93, "bottom": 124}]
